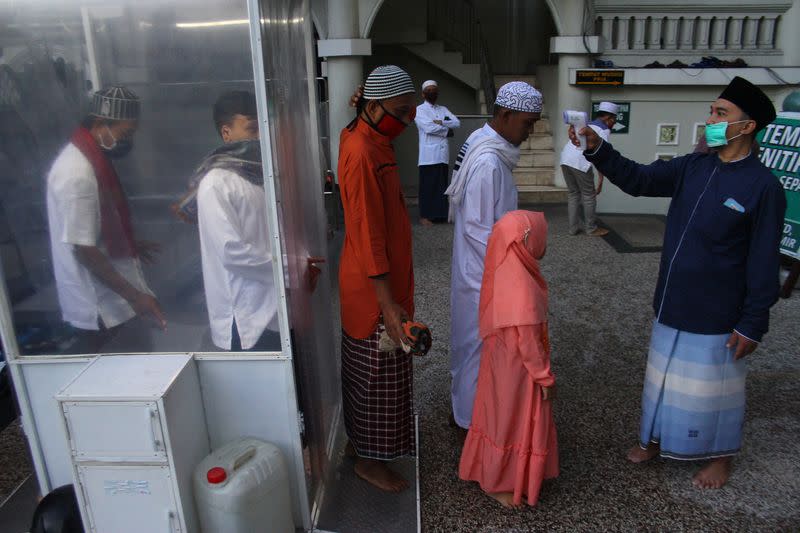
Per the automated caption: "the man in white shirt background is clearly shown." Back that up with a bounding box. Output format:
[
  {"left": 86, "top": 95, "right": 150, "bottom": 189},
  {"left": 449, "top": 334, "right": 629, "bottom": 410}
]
[
  {"left": 46, "top": 86, "right": 166, "bottom": 353},
  {"left": 415, "top": 80, "right": 461, "bottom": 226},
  {"left": 194, "top": 91, "right": 279, "bottom": 351},
  {"left": 559, "top": 101, "right": 619, "bottom": 237}
]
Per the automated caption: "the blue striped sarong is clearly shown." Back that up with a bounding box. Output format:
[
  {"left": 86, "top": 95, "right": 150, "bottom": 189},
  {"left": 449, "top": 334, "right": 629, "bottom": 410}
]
[{"left": 639, "top": 321, "right": 747, "bottom": 460}]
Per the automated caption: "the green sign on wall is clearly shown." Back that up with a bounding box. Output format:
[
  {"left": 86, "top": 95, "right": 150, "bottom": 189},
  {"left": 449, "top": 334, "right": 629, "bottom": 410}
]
[
  {"left": 757, "top": 113, "right": 800, "bottom": 259},
  {"left": 592, "top": 101, "right": 630, "bottom": 134}
]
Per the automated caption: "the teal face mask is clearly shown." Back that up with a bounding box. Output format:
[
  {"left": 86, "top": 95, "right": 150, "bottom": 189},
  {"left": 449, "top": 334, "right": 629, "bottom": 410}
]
[{"left": 704, "top": 120, "right": 749, "bottom": 148}]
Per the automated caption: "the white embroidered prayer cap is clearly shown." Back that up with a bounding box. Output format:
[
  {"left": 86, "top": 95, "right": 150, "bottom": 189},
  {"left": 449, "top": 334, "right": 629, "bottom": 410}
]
[
  {"left": 422, "top": 80, "right": 438, "bottom": 91},
  {"left": 91, "top": 86, "right": 140, "bottom": 120},
  {"left": 494, "top": 81, "right": 543, "bottom": 113},
  {"left": 362, "top": 65, "right": 415, "bottom": 100},
  {"left": 598, "top": 101, "right": 620, "bottom": 115}
]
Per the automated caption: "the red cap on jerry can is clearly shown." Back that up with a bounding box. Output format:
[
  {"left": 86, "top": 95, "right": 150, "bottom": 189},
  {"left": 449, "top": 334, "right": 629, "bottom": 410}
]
[{"left": 207, "top": 467, "right": 227, "bottom": 484}]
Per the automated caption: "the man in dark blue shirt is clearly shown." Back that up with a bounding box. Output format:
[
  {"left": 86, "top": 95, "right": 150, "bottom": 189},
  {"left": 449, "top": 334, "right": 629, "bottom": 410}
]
[{"left": 572, "top": 76, "right": 785, "bottom": 489}]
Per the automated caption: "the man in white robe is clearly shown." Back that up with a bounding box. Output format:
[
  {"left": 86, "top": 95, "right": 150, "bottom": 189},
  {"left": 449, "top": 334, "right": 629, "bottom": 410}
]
[{"left": 446, "top": 82, "right": 543, "bottom": 429}]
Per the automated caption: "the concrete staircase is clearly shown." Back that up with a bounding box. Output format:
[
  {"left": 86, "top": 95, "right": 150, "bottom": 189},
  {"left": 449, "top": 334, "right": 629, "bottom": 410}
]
[
  {"left": 402, "top": 41, "right": 480, "bottom": 89},
  {"left": 491, "top": 75, "right": 567, "bottom": 205}
]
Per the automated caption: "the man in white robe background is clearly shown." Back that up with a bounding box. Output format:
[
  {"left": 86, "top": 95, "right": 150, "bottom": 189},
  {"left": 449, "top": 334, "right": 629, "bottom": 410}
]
[{"left": 446, "top": 81, "right": 543, "bottom": 429}]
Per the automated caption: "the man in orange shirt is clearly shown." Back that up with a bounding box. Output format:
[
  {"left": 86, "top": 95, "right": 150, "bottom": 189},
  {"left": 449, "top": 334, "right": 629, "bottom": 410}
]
[{"left": 338, "top": 65, "right": 417, "bottom": 492}]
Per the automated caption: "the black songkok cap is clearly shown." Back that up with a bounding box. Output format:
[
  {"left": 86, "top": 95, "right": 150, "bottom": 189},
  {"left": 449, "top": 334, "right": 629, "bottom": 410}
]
[{"left": 718, "top": 76, "right": 776, "bottom": 133}]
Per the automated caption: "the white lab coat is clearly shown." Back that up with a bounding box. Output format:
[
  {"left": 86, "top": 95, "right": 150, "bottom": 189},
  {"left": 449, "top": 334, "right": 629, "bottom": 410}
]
[
  {"left": 449, "top": 124, "right": 519, "bottom": 428},
  {"left": 46, "top": 143, "right": 153, "bottom": 330},
  {"left": 415, "top": 101, "right": 461, "bottom": 166},
  {"left": 197, "top": 168, "right": 278, "bottom": 350}
]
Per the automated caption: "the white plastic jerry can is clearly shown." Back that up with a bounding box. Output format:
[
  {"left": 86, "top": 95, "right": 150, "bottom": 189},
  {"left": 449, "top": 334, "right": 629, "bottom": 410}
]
[{"left": 193, "top": 438, "right": 295, "bottom": 533}]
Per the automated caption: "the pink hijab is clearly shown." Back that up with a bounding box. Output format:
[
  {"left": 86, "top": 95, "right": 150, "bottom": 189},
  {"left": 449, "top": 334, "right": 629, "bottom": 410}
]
[{"left": 478, "top": 210, "right": 548, "bottom": 340}]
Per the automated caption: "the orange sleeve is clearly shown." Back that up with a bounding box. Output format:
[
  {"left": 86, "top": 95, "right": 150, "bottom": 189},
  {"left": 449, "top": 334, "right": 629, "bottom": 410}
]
[{"left": 343, "top": 153, "right": 390, "bottom": 277}]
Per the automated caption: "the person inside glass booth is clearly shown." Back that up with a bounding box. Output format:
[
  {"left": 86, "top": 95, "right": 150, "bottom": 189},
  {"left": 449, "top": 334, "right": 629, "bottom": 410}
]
[
  {"left": 190, "top": 91, "right": 279, "bottom": 352},
  {"left": 46, "top": 86, "right": 166, "bottom": 353}
]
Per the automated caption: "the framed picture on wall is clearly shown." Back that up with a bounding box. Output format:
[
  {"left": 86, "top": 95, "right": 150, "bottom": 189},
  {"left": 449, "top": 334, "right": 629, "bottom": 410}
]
[
  {"left": 655, "top": 152, "right": 677, "bottom": 162},
  {"left": 692, "top": 122, "right": 706, "bottom": 145},
  {"left": 657, "top": 123, "right": 680, "bottom": 145}
]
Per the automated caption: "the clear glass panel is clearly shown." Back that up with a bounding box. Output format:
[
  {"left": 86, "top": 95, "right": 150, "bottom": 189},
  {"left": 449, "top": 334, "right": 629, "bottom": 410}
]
[
  {"left": 0, "top": 0, "right": 281, "bottom": 355},
  {"left": 255, "top": 0, "right": 339, "bottom": 510}
]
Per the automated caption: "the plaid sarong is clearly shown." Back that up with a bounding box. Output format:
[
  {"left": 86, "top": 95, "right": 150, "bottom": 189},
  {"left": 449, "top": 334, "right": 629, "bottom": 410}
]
[{"left": 341, "top": 326, "right": 414, "bottom": 460}]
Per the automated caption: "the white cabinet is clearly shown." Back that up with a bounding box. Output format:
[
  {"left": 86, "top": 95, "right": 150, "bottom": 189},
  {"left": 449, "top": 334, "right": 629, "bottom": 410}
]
[{"left": 57, "top": 355, "right": 209, "bottom": 533}]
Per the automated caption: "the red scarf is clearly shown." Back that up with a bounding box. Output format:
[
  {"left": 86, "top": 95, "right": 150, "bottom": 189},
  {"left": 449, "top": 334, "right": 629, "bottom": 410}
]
[{"left": 70, "top": 127, "right": 137, "bottom": 258}]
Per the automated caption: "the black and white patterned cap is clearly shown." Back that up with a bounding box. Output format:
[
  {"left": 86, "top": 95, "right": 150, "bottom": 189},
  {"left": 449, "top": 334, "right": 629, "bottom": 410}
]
[
  {"left": 494, "top": 81, "right": 543, "bottom": 113},
  {"left": 362, "top": 65, "right": 415, "bottom": 100},
  {"left": 90, "top": 86, "right": 140, "bottom": 120}
]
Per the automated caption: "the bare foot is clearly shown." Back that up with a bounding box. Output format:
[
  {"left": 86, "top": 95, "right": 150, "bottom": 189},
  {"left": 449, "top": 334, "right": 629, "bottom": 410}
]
[
  {"left": 488, "top": 492, "right": 523, "bottom": 509},
  {"left": 692, "top": 457, "right": 732, "bottom": 489},
  {"left": 354, "top": 458, "right": 409, "bottom": 492},
  {"left": 420, "top": 218, "right": 434, "bottom": 226},
  {"left": 627, "top": 442, "right": 660, "bottom": 463}
]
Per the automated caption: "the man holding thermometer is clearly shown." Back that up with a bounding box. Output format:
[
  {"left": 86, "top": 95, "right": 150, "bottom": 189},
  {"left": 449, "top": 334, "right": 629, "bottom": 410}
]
[{"left": 570, "top": 77, "right": 785, "bottom": 489}]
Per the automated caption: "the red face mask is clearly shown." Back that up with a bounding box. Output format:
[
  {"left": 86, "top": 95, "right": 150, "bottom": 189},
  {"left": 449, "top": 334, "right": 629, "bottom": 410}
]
[{"left": 375, "top": 102, "right": 415, "bottom": 140}]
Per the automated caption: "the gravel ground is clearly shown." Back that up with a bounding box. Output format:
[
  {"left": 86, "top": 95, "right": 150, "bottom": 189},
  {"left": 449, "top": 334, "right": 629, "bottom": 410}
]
[
  {"left": 0, "top": 421, "right": 32, "bottom": 503},
  {"left": 412, "top": 204, "right": 800, "bottom": 532}
]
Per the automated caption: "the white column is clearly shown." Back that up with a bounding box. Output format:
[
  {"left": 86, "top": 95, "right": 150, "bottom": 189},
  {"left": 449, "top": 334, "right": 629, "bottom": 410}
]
[
  {"left": 646, "top": 17, "right": 662, "bottom": 50},
  {"left": 727, "top": 17, "right": 744, "bottom": 49},
  {"left": 600, "top": 17, "right": 614, "bottom": 50},
  {"left": 710, "top": 17, "right": 727, "bottom": 50},
  {"left": 742, "top": 17, "right": 758, "bottom": 50},
  {"left": 679, "top": 17, "right": 694, "bottom": 50},
  {"left": 695, "top": 18, "right": 711, "bottom": 49},
  {"left": 758, "top": 17, "right": 777, "bottom": 49},
  {"left": 632, "top": 17, "right": 646, "bottom": 50},
  {"left": 325, "top": 0, "right": 364, "bottom": 177},
  {"left": 663, "top": 18, "right": 678, "bottom": 50},
  {"left": 616, "top": 17, "right": 630, "bottom": 50}
]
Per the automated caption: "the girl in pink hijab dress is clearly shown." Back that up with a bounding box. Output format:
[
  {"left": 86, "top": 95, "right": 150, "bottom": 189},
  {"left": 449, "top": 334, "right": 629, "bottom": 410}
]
[{"left": 458, "top": 210, "right": 558, "bottom": 508}]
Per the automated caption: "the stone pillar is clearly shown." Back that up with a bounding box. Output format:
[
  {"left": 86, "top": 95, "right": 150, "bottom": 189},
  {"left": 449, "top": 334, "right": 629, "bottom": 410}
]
[
  {"left": 617, "top": 17, "right": 630, "bottom": 50},
  {"left": 758, "top": 17, "right": 777, "bottom": 49},
  {"left": 679, "top": 17, "right": 694, "bottom": 50},
  {"left": 728, "top": 17, "right": 744, "bottom": 49},
  {"left": 632, "top": 17, "right": 646, "bottom": 50},
  {"left": 710, "top": 17, "right": 727, "bottom": 50},
  {"left": 696, "top": 18, "right": 711, "bottom": 48},
  {"left": 663, "top": 18, "right": 679, "bottom": 50},
  {"left": 646, "top": 17, "right": 662, "bottom": 50},
  {"left": 600, "top": 17, "right": 614, "bottom": 50},
  {"left": 320, "top": 0, "right": 369, "bottom": 176},
  {"left": 742, "top": 17, "right": 758, "bottom": 50}
]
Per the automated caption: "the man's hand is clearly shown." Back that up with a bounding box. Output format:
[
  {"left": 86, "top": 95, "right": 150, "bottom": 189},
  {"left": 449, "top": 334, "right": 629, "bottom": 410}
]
[
  {"left": 596, "top": 176, "right": 604, "bottom": 195},
  {"left": 381, "top": 301, "right": 410, "bottom": 346},
  {"left": 129, "top": 292, "right": 167, "bottom": 330},
  {"left": 349, "top": 85, "right": 364, "bottom": 108},
  {"left": 726, "top": 331, "right": 758, "bottom": 360},
  {"left": 541, "top": 384, "right": 556, "bottom": 401},
  {"left": 568, "top": 124, "right": 602, "bottom": 152},
  {"left": 136, "top": 240, "right": 162, "bottom": 265}
]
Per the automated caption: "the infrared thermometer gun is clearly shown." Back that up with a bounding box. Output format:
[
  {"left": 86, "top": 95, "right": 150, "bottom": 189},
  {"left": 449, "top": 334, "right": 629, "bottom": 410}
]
[{"left": 563, "top": 110, "right": 589, "bottom": 151}]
